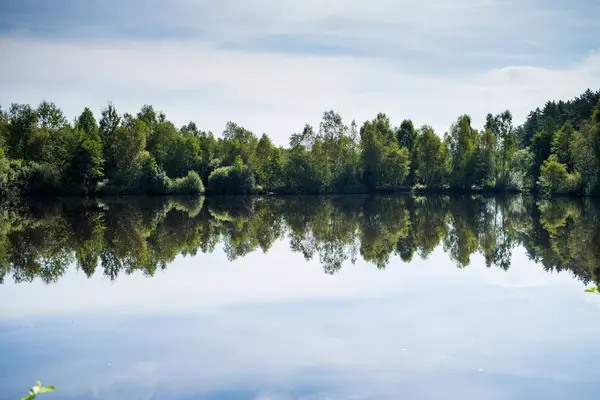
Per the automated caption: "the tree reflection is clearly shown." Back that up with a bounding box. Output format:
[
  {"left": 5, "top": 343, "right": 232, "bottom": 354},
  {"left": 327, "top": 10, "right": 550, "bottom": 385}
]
[{"left": 1, "top": 195, "right": 599, "bottom": 287}]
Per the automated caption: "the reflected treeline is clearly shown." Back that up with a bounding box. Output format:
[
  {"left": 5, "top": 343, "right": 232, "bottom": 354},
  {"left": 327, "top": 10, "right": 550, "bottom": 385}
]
[{"left": 1, "top": 195, "right": 599, "bottom": 286}]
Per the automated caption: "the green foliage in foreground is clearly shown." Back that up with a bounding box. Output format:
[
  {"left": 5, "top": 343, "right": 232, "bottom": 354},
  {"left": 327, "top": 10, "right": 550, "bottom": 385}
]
[
  {"left": 1, "top": 90, "right": 600, "bottom": 198},
  {"left": 21, "top": 381, "right": 55, "bottom": 400},
  {"left": 585, "top": 285, "right": 600, "bottom": 294}
]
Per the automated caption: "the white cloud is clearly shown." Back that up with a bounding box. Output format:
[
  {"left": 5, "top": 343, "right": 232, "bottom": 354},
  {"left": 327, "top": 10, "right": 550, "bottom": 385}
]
[
  {"left": 156, "top": 0, "right": 589, "bottom": 54},
  {"left": 254, "top": 392, "right": 295, "bottom": 400},
  {"left": 1, "top": 36, "right": 599, "bottom": 145}
]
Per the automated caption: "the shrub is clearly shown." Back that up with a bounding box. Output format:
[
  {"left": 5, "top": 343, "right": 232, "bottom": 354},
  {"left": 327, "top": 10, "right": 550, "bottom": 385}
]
[
  {"left": 145, "top": 168, "right": 171, "bottom": 195},
  {"left": 170, "top": 170, "right": 205, "bottom": 194},
  {"left": 333, "top": 168, "right": 367, "bottom": 194},
  {"left": 507, "top": 148, "right": 534, "bottom": 191},
  {"left": 0, "top": 153, "right": 14, "bottom": 198},
  {"left": 207, "top": 163, "right": 255, "bottom": 195},
  {"left": 537, "top": 155, "right": 581, "bottom": 195},
  {"left": 136, "top": 156, "right": 171, "bottom": 194},
  {"left": 16, "top": 162, "right": 62, "bottom": 196},
  {"left": 135, "top": 156, "right": 204, "bottom": 195}
]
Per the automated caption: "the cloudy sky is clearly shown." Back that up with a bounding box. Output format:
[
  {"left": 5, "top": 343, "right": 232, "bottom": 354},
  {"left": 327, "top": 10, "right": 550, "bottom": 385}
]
[{"left": 1, "top": 0, "right": 599, "bottom": 144}]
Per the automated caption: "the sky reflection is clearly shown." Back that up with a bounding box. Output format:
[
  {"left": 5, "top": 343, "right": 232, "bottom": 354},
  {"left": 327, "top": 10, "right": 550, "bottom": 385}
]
[{"left": 1, "top": 239, "right": 599, "bottom": 400}]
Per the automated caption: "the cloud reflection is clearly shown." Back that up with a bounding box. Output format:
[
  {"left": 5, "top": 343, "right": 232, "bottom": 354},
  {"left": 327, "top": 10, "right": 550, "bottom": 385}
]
[{"left": 1, "top": 240, "right": 599, "bottom": 399}]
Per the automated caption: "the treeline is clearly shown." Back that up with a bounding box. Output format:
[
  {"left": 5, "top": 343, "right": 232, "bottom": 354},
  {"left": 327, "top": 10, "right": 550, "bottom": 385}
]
[
  {"left": 1, "top": 195, "right": 599, "bottom": 287},
  {"left": 1, "top": 89, "right": 599, "bottom": 197}
]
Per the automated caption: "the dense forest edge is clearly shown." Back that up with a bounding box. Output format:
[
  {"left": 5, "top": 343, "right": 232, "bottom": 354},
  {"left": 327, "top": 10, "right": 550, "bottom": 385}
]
[{"left": 1, "top": 89, "right": 599, "bottom": 198}]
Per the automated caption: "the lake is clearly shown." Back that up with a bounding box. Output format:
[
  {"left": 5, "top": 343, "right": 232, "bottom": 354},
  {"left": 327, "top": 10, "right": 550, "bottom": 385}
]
[{"left": 1, "top": 195, "right": 599, "bottom": 399}]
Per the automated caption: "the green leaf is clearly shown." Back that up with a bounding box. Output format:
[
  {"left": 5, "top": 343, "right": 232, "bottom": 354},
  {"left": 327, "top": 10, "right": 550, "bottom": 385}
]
[
  {"left": 585, "top": 288, "right": 595, "bottom": 293},
  {"left": 22, "top": 381, "right": 55, "bottom": 400}
]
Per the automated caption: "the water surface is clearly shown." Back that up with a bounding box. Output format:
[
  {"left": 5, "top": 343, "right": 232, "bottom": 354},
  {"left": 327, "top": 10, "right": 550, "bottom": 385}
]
[{"left": 1, "top": 195, "right": 599, "bottom": 399}]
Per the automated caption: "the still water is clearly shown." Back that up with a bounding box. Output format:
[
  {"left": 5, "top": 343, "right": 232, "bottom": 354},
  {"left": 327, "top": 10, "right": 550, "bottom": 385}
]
[{"left": 1, "top": 195, "right": 599, "bottom": 399}]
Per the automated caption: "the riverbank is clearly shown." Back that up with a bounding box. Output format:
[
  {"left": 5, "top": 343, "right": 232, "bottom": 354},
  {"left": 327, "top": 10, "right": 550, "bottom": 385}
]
[{"left": 3, "top": 185, "right": 592, "bottom": 205}]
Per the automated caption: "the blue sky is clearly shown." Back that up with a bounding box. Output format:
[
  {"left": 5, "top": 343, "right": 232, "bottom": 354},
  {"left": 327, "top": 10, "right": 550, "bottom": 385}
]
[{"left": 1, "top": 0, "right": 599, "bottom": 144}]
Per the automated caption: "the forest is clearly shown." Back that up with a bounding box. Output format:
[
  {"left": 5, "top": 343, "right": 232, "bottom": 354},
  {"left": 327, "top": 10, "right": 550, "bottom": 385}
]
[
  {"left": 1, "top": 195, "right": 599, "bottom": 289},
  {"left": 1, "top": 89, "right": 599, "bottom": 197}
]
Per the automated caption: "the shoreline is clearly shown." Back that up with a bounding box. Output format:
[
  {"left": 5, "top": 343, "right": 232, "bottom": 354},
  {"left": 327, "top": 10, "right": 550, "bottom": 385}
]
[{"left": 3, "top": 186, "right": 592, "bottom": 202}]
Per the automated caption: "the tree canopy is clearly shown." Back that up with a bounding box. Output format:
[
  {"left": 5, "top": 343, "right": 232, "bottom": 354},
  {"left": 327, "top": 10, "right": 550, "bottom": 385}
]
[{"left": 1, "top": 89, "right": 600, "bottom": 198}]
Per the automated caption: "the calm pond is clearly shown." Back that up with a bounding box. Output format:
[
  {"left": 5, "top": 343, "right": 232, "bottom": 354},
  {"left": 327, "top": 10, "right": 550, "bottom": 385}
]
[{"left": 1, "top": 195, "right": 599, "bottom": 399}]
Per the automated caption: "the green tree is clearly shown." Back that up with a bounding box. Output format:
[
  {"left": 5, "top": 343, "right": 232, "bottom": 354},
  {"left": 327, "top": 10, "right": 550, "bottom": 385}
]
[
  {"left": 64, "top": 128, "right": 104, "bottom": 194},
  {"left": 76, "top": 107, "right": 99, "bottom": 138},
  {"left": 37, "top": 101, "right": 67, "bottom": 131},
  {"left": 221, "top": 121, "right": 258, "bottom": 167},
  {"left": 112, "top": 114, "right": 150, "bottom": 189},
  {"left": 147, "top": 119, "right": 180, "bottom": 176},
  {"left": 486, "top": 111, "right": 515, "bottom": 187},
  {"left": 0, "top": 107, "right": 10, "bottom": 193},
  {"left": 396, "top": 119, "right": 418, "bottom": 184},
  {"left": 472, "top": 127, "right": 497, "bottom": 188},
  {"left": 414, "top": 125, "right": 448, "bottom": 188},
  {"left": 180, "top": 121, "right": 200, "bottom": 136},
  {"left": 99, "top": 103, "right": 121, "bottom": 181},
  {"left": 530, "top": 128, "right": 554, "bottom": 181},
  {"left": 396, "top": 119, "right": 417, "bottom": 152},
  {"left": 285, "top": 124, "right": 319, "bottom": 192},
  {"left": 446, "top": 115, "right": 478, "bottom": 189},
  {"left": 551, "top": 121, "right": 576, "bottom": 170},
  {"left": 381, "top": 146, "right": 410, "bottom": 187},
  {"left": 360, "top": 113, "right": 394, "bottom": 189},
  {"left": 255, "top": 134, "right": 284, "bottom": 189},
  {"left": 571, "top": 101, "right": 600, "bottom": 195},
  {"left": 318, "top": 110, "right": 351, "bottom": 189},
  {"left": 7, "top": 103, "right": 39, "bottom": 160}
]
